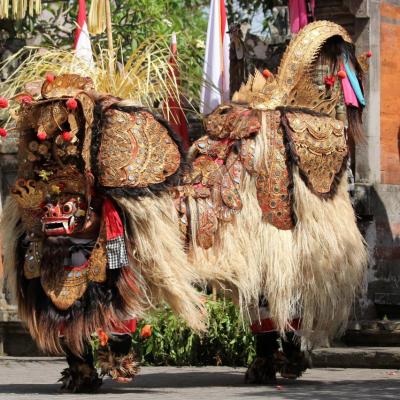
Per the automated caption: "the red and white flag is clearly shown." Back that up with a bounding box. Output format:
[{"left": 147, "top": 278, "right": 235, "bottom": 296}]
[
  {"left": 164, "top": 33, "right": 190, "bottom": 150},
  {"left": 74, "top": 0, "right": 94, "bottom": 67},
  {"left": 200, "top": 0, "right": 230, "bottom": 115}
]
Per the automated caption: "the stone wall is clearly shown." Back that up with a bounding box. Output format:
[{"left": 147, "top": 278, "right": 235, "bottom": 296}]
[
  {"left": 363, "top": 0, "right": 400, "bottom": 318},
  {"left": 380, "top": 1, "right": 400, "bottom": 185}
]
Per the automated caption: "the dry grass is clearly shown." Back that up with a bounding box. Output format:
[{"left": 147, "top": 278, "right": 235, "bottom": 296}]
[{"left": 0, "top": 38, "right": 196, "bottom": 128}]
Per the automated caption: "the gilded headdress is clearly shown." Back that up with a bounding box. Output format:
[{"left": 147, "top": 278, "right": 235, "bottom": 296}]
[{"left": 232, "top": 21, "right": 353, "bottom": 114}]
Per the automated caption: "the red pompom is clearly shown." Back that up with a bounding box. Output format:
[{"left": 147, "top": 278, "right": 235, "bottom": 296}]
[
  {"left": 366, "top": 51, "right": 372, "bottom": 58},
  {"left": 45, "top": 73, "right": 55, "bottom": 83},
  {"left": 37, "top": 131, "right": 47, "bottom": 141},
  {"left": 262, "top": 68, "right": 273, "bottom": 78},
  {"left": 0, "top": 128, "right": 7, "bottom": 137},
  {"left": 337, "top": 70, "right": 347, "bottom": 79},
  {"left": 20, "top": 95, "right": 33, "bottom": 104},
  {"left": 66, "top": 98, "right": 78, "bottom": 110},
  {"left": 324, "top": 75, "right": 336, "bottom": 87},
  {"left": 62, "top": 131, "right": 73, "bottom": 142},
  {"left": 0, "top": 97, "right": 9, "bottom": 109}
]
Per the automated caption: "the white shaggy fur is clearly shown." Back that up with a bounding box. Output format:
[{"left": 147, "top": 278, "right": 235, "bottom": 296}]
[{"left": 188, "top": 110, "right": 367, "bottom": 344}]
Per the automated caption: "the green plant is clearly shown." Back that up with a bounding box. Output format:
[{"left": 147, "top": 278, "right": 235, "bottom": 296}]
[{"left": 132, "top": 299, "right": 255, "bottom": 367}]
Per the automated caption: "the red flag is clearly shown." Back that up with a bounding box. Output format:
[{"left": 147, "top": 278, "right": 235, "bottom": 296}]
[
  {"left": 74, "top": 0, "right": 94, "bottom": 66},
  {"left": 200, "top": 0, "right": 230, "bottom": 115},
  {"left": 164, "top": 33, "right": 190, "bottom": 150}
]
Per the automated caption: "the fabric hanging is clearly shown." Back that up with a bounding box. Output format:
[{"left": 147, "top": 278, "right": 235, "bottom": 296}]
[{"left": 288, "top": 0, "right": 315, "bottom": 34}]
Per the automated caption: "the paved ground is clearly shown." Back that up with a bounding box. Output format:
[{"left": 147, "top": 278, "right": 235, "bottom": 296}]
[{"left": 0, "top": 360, "right": 399, "bottom": 400}]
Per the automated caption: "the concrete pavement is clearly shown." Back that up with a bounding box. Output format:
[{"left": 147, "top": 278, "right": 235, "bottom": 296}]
[{"left": 0, "top": 360, "right": 399, "bottom": 400}]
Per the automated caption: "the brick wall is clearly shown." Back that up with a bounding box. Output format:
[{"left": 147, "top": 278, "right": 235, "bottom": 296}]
[{"left": 380, "top": 1, "right": 400, "bottom": 184}]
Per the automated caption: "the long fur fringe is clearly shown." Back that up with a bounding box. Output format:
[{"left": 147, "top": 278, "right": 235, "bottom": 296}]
[
  {"left": 0, "top": 196, "right": 24, "bottom": 302},
  {"left": 188, "top": 111, "right": 367, "bottom": 344},
  {"left": 1, "top": 192, "right": 205, "bottom": 356},
  {"left": 292, "top": 168, "right": 367, "bottom": 342},
  {"left": 16, "top": 265, "right": 144, "bottom": 355},
  {"left": 113, "top": 193, "right": 206, "bottom": 333}
]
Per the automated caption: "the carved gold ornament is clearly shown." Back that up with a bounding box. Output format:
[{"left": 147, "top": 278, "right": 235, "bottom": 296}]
[
  {"left": 23, "top": 239, "right": 42, "bottom": 279},
  {"left": 41, "top": 229, "right": 107, "bottom": 310},
  {"left": 11, "top": 179, "right": 46, "bottom": 233},
  {"left": 98, "top": 109, "right": 181, "bottom": 188},
  {"left": 284, "top": 112, "right": 347, "bottom": 194},
  {"left": 256, "top": 111, "right": 293, "bottom": 230},
  {"left": 232, "top": 21, "right": 352, "bottom": 113},
  {"left": 41, "top": 74, "right": 94, "bottom": 99}
]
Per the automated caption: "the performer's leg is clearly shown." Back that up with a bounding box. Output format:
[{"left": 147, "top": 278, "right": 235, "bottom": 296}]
[
  {"left": 60, "top": 341, "right": 102, "bottom": 393},
  {"left": 97, "top": 333, "right": 139, "bottom": 382},
  {"left": 279, "top": 332, "right": 309, "bottom": 379},
  {"left": 246, "top": 299, "right": 281, "bottom": 384},
  {"left": 245, "top": 330, "right": 280, "bottom": 384}
]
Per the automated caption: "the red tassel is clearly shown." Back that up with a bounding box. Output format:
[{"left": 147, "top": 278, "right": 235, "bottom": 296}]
[{"left": 103, "top": 198, "right": 124, "bottom": 240}]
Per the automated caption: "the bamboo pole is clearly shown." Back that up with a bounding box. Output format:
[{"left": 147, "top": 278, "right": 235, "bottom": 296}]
[
  {"left": 105, "top": 0, "right": 114, "bottom": 75},
  {"left": 212, "top": 283, "right": 217, "bottom": 301}
]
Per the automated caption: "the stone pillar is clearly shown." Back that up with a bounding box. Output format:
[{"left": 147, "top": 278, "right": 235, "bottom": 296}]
[{"left": 351, "top": 0, "right": 381, "bottom": 185}]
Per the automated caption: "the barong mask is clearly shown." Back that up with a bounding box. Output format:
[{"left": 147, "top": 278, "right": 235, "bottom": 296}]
[{"left": 42, "top": 195, "right": 87, "bottom": 236}]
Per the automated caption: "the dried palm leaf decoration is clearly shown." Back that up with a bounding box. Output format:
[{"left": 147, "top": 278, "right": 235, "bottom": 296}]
[
  {"left": 88, "top": 0, "right": 107, "bottom": 35},
  {"left": 0, "top": 0, "right": 41, "bottom": 19},
  {"left": 0, "top": 36, "right": 195, "bottom": 129}
]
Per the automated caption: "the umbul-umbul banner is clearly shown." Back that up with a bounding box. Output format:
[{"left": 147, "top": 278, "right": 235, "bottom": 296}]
[
  {"left": 164, "top": 33, "right": 190, "bottom": 150},
  {"left": 200, "top": 0, "right": 230, "bottom": 115},
  {"left": 74, "top": 0, "right": 94, "bottom": 67}
]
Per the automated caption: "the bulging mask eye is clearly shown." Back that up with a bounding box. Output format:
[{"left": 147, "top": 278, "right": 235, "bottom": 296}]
[
  {"left": 43, "top": 204, "right": 52, "bottom": 213},
  {"left": 62, "top": 202, "right": 75, "bottom": 214}
]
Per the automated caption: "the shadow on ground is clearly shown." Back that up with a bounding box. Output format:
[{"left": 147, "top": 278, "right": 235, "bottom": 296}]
[{"left": 0, "top": 369, "right": 399, "bottom": 399}]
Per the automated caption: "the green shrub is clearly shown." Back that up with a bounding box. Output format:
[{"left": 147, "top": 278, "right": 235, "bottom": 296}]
[{"left": 132, "top": 299, "right": 255, "bottom": 367}]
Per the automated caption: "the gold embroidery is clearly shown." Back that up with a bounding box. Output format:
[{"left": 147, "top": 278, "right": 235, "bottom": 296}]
[
  {"left": 76, "top": 92, "right": 95, "bottom": 174},
  {"left": 256, "top": 111, "right": 293, "bottom": 230},
  {"left": 98, "top": 109, "right": 181, "bottom": 188},
  {"left": 190, "top": 155, "right": 221, "bottom": 187},
  {"left": 193, "top": 136, "right": 232, "bottom": 159},
  {"left": 239, "top": 137, "right": 257, "bottom": 175},
  {"left": 196, "top": 198, "right": 218, "bottom": 250},
  {"left": 285, "top": 112, "right": 347, "bottom": 194},
  {"left": 221, "top": 153, "right": 242, "bottom": 211},
  {"left": 175, "top": 134, "right": 245, "bottom": 249},
  {"left": 204, "top": 105, "right": 261, "bottom": 139}
]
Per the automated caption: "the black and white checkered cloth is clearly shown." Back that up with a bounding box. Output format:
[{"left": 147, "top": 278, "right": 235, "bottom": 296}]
[{"left": 106, "top": 236, "right": 129, "bottom": 269}]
